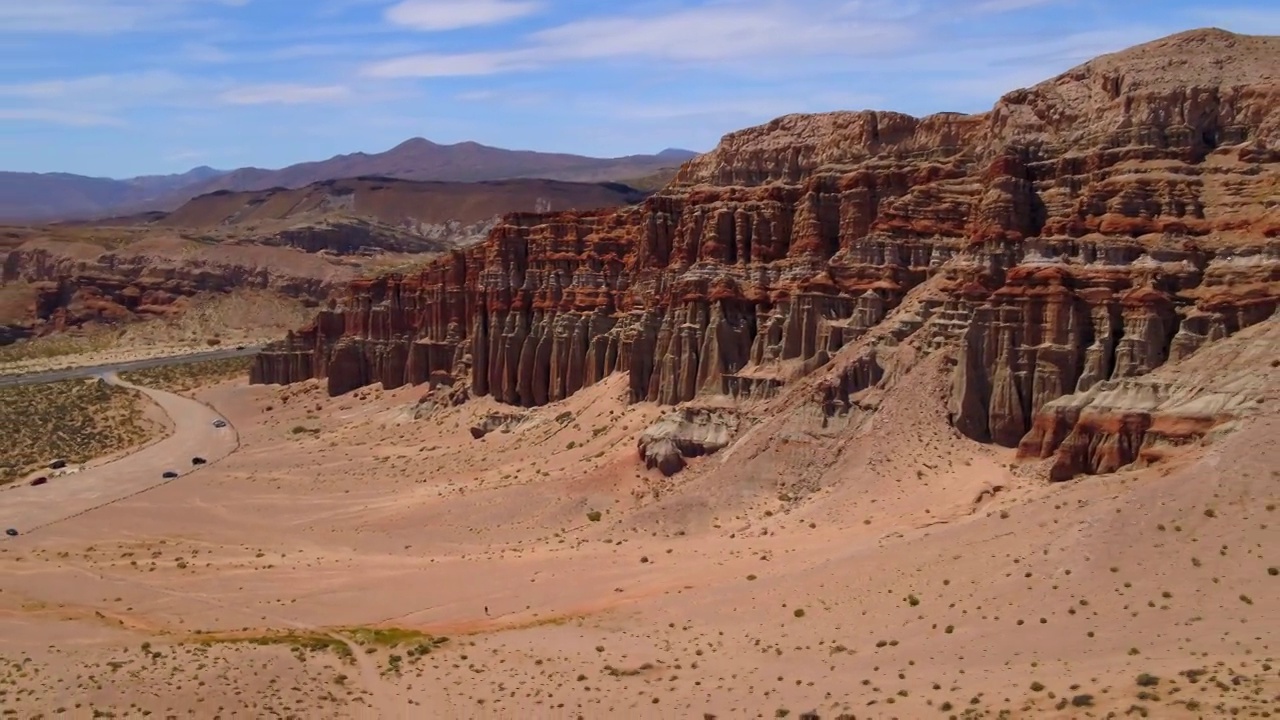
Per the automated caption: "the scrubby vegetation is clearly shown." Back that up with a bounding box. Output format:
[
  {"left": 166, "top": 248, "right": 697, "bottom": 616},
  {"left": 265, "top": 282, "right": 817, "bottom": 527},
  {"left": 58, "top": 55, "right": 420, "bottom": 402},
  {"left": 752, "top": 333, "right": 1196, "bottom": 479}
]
[
  {"left": 0, "top": 378, "right": 158, "bottom": 485},
  {"left": 194, "top": 631, "right": 356, "bottom": 663},
  {"left": 0, "top": 331, "right": 118, "bottom": 365},
  {"left": 191, "top": 626, "right": 449, "bottom": 667},
  {"left": 121, "top": 356, "right": 252, "bottom": 394}
]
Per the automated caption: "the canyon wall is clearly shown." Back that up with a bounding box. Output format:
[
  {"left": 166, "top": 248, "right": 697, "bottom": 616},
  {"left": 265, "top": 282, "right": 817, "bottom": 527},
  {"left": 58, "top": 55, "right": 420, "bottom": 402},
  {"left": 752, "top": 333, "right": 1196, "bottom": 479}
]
[{"left": 252, "top": 29, "right": 1280, "bottom": 477}]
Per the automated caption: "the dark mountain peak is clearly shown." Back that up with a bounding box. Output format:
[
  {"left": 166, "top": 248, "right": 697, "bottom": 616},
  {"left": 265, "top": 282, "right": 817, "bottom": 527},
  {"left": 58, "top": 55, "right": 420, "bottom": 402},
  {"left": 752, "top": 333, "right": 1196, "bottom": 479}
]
[{"left": 391, "top": 137, "right": 442, "bottom": 152}]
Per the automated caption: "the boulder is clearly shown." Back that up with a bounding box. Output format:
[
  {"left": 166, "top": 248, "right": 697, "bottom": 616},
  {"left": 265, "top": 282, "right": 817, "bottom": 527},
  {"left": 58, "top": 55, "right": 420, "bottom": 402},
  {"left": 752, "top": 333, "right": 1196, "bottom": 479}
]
[{"left": 637, "top": 408, "right": 740, "bottom": 476}]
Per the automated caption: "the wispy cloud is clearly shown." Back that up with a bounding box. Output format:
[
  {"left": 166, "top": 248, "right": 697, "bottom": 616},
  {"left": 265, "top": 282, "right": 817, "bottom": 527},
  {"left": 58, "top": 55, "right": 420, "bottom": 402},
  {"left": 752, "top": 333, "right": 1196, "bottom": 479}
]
[
  {"left": 583, "top": 91, "right": 886, "bottom": 121},
  {"left": 0, "top": 70, "right": 205, "bottom": 129},
  {"left": 0, "top": 108, "right": 124, "bottom": 126},
  {"left": 0, "top": 0, "right": 244, "bottom": 34},
  {"left": 971, "top": 0, "right": 1058, "bottom": 12},
  {"left": 383, "top": 0, "right": 540, "bottom": 31},
  {"left": 366, "top": 51, "right": 535, "bottom": 77},
  {"left": 366, "top": 0, "right": 920, "bottom": 77},
  {"left": 0, "top": 70, "right": 190, "bottom": 101},
  {"left": 218, "top": 83, "right": 354, "bottom": 105}
]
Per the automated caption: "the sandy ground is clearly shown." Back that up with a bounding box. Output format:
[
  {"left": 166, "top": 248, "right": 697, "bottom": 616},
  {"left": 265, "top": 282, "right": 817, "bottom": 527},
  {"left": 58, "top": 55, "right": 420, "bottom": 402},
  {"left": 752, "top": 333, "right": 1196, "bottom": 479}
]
[{"left": 0, "top": 355, "right": 1276, "bottom": 718}]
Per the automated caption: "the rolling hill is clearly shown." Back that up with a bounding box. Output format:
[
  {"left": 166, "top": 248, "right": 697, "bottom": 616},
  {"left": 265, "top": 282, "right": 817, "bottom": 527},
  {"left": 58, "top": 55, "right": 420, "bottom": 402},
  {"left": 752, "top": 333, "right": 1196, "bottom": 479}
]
[{"left": 0, "top": 141, "right": 695, "bottom": 223}]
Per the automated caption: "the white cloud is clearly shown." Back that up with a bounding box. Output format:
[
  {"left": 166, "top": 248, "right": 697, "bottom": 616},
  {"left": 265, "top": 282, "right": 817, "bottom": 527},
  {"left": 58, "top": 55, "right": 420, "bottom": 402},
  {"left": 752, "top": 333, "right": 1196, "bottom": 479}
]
[
  {"left": 218, "top": 83, "right": 353, "bottom": 105},
  {"left": 384, "top": 0, "right": 539, "bottom": 31}
]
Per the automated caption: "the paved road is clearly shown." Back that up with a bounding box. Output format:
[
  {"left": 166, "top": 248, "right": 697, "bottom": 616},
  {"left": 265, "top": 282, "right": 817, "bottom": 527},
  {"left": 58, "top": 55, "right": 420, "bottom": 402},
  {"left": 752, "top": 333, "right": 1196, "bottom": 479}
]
[
  {"left": 0, "top": 373, "right": 240, "bottom": 534},
  {"left": 0, "top": 345, "right": 262, "bottom": 389}
]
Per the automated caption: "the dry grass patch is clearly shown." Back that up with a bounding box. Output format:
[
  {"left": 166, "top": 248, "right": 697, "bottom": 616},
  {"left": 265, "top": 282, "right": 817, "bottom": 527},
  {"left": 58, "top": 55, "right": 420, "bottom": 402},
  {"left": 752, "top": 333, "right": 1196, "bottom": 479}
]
[
  {"left": 359, "top": 254, "right": 445, "bottom": 278},
  {"left": 189, "top": 626, "right": 449, "bottom": 665},
  {"left": 192, "top": 630, "right": 356, "bottom": 663},
  {"left": 0, "top": 331, "right": 119, "bottom": 365},
  {"left": 0, "top": 378, "right": 159, "bottom": 484},
  {"left": 121, "top": 356, "right": 252, "bottom": 393}
]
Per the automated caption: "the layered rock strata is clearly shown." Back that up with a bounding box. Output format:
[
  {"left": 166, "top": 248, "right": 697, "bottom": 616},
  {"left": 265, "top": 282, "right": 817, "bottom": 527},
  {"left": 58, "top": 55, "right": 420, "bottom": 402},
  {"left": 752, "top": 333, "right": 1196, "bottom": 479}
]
[
  {"left": 253, "top": 29, "right": 1280, "bottom": 476},
  {"left": 1019, "top": 313, "right": 1279, "bottom": 479}
]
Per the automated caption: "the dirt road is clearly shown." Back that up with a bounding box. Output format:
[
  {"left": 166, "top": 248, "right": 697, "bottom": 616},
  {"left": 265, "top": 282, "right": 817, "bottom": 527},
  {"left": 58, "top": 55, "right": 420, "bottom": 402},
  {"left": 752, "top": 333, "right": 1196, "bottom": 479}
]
[{"left": 0, "top": 373, "right": 239, "bottom": 533}]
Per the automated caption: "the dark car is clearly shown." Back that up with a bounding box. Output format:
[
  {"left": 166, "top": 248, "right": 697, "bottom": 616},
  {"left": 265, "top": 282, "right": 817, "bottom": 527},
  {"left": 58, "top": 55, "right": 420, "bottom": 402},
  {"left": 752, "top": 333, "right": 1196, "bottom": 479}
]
[
  {"left": 191, "top": 457, "right": 207, "bottom": 466},
  {"left": 4, "top": 528, "right": 17, "bottom": 537},
  {"left": 212, "top": 419, "right": 227, "bottom": 428},
  {"left": 29, "top": 476, "right": 48, "bottom": 487},
  {"left": 162, "top": 471, "right": 179, "bottom": 479},
  {"left": 48, "top": 459, "right": 67, "bottom": 470}
]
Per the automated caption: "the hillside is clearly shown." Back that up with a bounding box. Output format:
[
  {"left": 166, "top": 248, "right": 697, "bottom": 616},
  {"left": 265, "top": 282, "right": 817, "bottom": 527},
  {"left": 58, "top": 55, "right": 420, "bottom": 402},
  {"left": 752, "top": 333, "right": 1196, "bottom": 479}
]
[{"left": 158, "top": 176, "right": 649, "bottom": 229}]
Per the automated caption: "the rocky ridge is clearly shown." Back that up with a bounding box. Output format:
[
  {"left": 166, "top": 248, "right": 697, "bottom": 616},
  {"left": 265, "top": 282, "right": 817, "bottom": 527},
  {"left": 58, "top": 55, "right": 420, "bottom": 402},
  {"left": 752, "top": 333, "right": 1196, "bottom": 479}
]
[{"left": 252, "top": 29, "right": 1280, "bottom": 479}]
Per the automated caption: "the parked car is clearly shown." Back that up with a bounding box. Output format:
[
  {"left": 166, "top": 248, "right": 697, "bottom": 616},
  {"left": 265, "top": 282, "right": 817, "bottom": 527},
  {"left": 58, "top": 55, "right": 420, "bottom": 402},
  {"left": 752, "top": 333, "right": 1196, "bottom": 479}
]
[
  {"left": 48, "top": 459, "right": 67, "bottom": 470},
  {"left": 29, "top": 476, "right": 48, "bottom": 487},
  {"left": 191, "top": 457, "right": 207, "bottom": 465},
  {"left": 212, "top": 419, "right": 227, "bottom": 428},
  {"left": 162, "top": 471, "right": 179, "bottom": 479},
  {"left": 4, "top": 528, "right": 17, "bottom": 537}
]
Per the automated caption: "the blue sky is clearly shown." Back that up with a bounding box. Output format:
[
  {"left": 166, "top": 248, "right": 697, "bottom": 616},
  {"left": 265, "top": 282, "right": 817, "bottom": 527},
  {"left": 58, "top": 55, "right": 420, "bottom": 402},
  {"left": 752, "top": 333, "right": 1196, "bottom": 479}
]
[{"left": 1, "top": 0, "right": 1277, "bottom": 178}]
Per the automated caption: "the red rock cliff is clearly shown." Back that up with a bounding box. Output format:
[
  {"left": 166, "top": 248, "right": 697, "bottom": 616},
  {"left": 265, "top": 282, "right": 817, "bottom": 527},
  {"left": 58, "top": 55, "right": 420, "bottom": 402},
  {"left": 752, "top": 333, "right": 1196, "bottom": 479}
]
[{"left": 252, "top": 29, "right": 1280, "bottom": 475}]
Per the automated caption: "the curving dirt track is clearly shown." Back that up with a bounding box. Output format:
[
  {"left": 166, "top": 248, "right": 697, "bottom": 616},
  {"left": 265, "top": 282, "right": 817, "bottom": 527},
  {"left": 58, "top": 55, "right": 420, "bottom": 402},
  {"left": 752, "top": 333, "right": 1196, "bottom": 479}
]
[{"left": 0, "top": 373, "right": 238, "bottom": 534}]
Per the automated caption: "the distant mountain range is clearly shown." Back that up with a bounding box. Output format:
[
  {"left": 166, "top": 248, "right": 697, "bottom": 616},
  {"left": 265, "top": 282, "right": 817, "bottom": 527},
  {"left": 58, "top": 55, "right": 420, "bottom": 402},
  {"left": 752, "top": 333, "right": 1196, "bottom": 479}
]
[{"left": 0, "top": 140, "right": 698, "bottom": 223}]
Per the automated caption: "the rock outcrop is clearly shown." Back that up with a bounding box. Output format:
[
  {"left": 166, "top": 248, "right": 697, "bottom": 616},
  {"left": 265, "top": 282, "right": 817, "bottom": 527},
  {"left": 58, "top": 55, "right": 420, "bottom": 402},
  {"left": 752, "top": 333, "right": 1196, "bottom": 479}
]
[
  {"left": 1, "top": 245, "right": 339, "bottom": 337},
  {"left": 253, "top": 29, "right": 1280, "bottom": 474},
  {"left": 637, "top": 407, "right": 740, "bottom": 476},
  {"left": 468, "top": 411, "right": 528, "bottom": 439},
  {"left": 1019, "top": 313, "right": 1279, "bottom": 479}
]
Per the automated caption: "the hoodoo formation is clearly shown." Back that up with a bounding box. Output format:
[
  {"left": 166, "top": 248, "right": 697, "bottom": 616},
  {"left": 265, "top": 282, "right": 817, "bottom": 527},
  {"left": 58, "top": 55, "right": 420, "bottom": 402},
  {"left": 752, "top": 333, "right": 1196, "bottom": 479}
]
[{"left": 253, "top": 28, "right": 1280, "bottom": 479}]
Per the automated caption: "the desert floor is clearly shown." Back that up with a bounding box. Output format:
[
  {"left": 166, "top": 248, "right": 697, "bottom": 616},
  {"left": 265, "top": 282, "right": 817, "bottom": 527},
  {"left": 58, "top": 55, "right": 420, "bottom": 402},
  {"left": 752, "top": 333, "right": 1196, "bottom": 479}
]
[{"left": 0, "top": 365, "right": 1276, "bottom": 719}]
